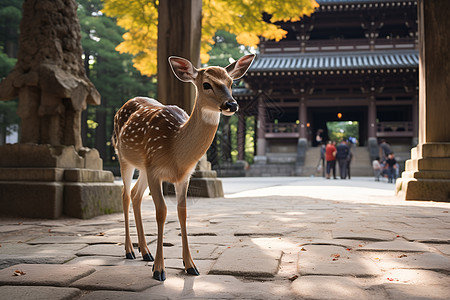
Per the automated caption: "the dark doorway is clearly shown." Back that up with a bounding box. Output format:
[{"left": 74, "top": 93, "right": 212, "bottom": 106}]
[{"left": 308, "top": 106, "right": 367, "bottom": 146}]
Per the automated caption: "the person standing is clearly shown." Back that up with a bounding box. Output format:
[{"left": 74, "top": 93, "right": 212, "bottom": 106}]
[
  {"left": 385, "top": 153, "right": 398, "bottom": 183},
  {"left": 325, "top": 141, "right": 337, "bottom": 179},
  {"left": 319, "top": 143, "right": 326, "bottom": 177},
  {"left": 346, "top": 148, "right": 353, "bottom": 179},
  {"left": 372, "top": 156, "right": 382, "bottom": 181},
  {"left": 336, "top": 140, "right": 350, "bottom": 179}
]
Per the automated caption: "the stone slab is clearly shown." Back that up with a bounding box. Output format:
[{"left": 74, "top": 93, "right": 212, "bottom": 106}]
[
  {"left": 401, "top": 229, "right": 450, "bottom": 243},
  {"left": 0, "top": 168, "right": 64, "bottom": 181},
  {"left": 0, "top": 181, "right": 63, "bottom": 219},
  {"left": 356, "top": 240, "right": 431, "bottom": 252},
  {"left": 291, "top": 276, "right": 372, "bottom": 300},
  {"left": 370, "top": 252, "right": 450, "bottom": 272},
  {"left": 28, "top": 235, "right": 123, "bottom": 245},
  {"left": 64, "top": 168, "right": 115, "bottom": 183},
  {"left": 0, "top": 286, "right": 82, "bottom": 300},
  {"left": 332, "top": 228, "right": 396, "bottom": 241},
  {"left": 80, "top": 290, "right": 168, "bottom": 300},
  {"left": 75, "top": 244, "right": 127, "bottom": 257},
  {"left": 0, "top": 264, "right": 95, "bottom": 286},
  {"left": 63, "top": 182, "right": 123, "bottom": 219},
  {"left": 209, "top": 245, "right": 282, "bottom": 277},
  {"left": 146, "top": 274, "right": 294, "bottom": 299},
  {"left": 297, "top": 245, "right": 381, "bottom": 277},
  {"left": 67, "top": 255, "right": 149, "bottom": 267},
  {"left": 384, "top": 283, "right": 450, "bottom": 300},
  {"left": 71, "top": 266, "right": 161, "bottom": 291}
]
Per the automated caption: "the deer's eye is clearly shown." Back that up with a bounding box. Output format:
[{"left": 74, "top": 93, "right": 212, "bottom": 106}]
[{"left": 203, "top": 82, "right": 213, "bottom": 90}]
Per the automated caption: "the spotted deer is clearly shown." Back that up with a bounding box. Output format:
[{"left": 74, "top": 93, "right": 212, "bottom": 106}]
[{"left": 112, "top": 54, "right": 255, "bottom": 281}]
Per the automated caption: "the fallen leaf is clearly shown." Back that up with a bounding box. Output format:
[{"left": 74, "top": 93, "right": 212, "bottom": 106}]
[
  {"left": 443, "top": 211, "right": 448, "bottom": 213},
  {"left": 346, "top": 248, "right": 352, "bottom": 251},
  {"left": 96, "top": 232, "right": 105, "bottom": 236},
  {"left": 13, "top": 270, "right": 26, "bottom": 276},
  {"left": 398, "top": 254, "right": 407, "bottom": 258},
  {"left": 387, "top": 277, "right": 399, "bottom": 282},
  {"left": 300, "top": 247, "right": 307, "bottom": 251},
  {"left": 289, "top": 275, "right": 298, "bottom": 282}
]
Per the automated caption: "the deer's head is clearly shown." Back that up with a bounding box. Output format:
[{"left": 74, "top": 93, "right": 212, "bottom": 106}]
[{"left": 168, "top": 54, "right": 255, "bottom": 116}]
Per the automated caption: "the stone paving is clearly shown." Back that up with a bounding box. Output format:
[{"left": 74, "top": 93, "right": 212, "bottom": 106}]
[{"left": 0, "top": 177, "right": 449, "bottom": 299}]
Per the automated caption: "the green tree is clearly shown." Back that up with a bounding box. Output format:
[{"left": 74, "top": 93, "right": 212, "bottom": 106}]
[{"left": 0, "top": 0, "right": 22, "bottom": 144}]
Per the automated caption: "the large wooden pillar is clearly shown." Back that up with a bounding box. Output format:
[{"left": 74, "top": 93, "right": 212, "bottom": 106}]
[
  {"left": 157, "top": 0, "right": 201, "bottom": 111},
  {"left": 396, "top": 0, "right": 450, "bottom": 202},
  {"left": 256, "top": 95, "right": 266, "bottom": 157},
  {"left": 158, "top": 0, "right": 223, "bottom": 197}
]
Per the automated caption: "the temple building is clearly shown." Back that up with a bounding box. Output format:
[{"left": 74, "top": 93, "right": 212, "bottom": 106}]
[{"left": 234, "top": 0, "right": 419, "bottom": 176}]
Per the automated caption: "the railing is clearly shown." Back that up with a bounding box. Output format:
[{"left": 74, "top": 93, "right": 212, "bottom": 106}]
[
  {"left": 260, "top": 38, "right": 417, "bottom": 54},
  {"left": 376, "top": 121, "right": 413, "bottom": 137},
  {"left": 266, "top": 123, "right": 299, "bottom": 133}
]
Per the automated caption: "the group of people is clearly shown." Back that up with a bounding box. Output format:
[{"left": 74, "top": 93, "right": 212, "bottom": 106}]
[
  {"left": 321, "top": 140, "right": 353, "bottom": 180},
  {"left": 372, "top": 139, "right": 398, "bottom": 183}
]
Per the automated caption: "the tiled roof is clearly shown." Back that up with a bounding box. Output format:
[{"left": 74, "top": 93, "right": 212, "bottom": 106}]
[{"left": 249, "top": 50, "right": 418, "bottom": 72}]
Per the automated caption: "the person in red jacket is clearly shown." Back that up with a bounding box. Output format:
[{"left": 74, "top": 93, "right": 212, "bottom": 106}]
[{"left": 325, "top": 141, "right": 337, "bottom": 179}]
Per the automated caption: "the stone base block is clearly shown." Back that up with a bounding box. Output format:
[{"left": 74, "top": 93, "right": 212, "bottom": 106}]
[
  {"left": 163, "top": 177, "right": 224, "bottom": 198},
  {"left": 0, "top": 144, "right": 102, "bottom": 169},
  {"left": 0, "top": 181, "right": 63, "bottom": 219},
  {"left": 396, "top": 178, "right": 450, "bottom": 202},
  {"left": 64, "top": 183, "right": 123, "bottom": 219},
  {"left": 0, "top": 167, "right": 122, "bottom": 219}
]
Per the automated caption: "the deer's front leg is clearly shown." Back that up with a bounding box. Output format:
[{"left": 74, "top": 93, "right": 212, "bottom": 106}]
[
  {"left": 148, "top": 179, "right": 167, "bottom": 281},
  {"left": 175, "top": 180, "right": 199, "bottom": 276}
]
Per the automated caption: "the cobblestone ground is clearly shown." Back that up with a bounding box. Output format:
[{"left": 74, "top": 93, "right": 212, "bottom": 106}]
[{"left": 0, "top": 177, "right": 449, "bottom": 299}]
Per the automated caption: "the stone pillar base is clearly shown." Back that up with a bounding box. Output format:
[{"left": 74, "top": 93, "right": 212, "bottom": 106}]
[
  {"left": 163, "top": 156, "right": 224, "bottom": 198},
  {"left": 0, "top": 144, "right": 122, "bottom": 219},
  {"left": 396, "top": 143, "right": 450, "bottom": 202}
]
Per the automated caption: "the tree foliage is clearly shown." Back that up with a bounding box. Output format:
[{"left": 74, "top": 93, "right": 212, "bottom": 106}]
[
  {"left": 102, "top": 0, "right": 318, "bottom": 76},
  {"left": 0, "top": 0, "right": 22, "bottom": 143}
]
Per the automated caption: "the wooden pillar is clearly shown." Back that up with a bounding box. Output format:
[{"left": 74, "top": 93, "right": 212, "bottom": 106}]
[
  {"left": 237, "top": 114, "right": 245, "bottom": 160},
  {"left": 157, "top": 0, "right": 201, "bottom": 112},
  {"left": 256, "top": 95, "right": 266, "bottom": 157},
  {"left": 299, "top": 96, "right": 307, "bottom": 139},
  {"left": 397, "top": 0, "right": 450, "bottom": 202},
  {"left": 157, "top": 0, "right": 223, "bottom": 197},
  {"left": 368, "top": 92, "right": 377, "bottom": 139}
]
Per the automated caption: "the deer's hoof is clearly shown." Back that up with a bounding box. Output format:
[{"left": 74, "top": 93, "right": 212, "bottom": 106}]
[
  {"left": 143, "top": 253, "right": 154, "bottom": 262},
  {"left": 186, "top": 267, "right": 200, "bottom": 276},
  {"left": 125, "top": 252, "right": 136, "bottom": 259},
  {"left": 153, "top": 270, "right": 166, "bottom": 281}
]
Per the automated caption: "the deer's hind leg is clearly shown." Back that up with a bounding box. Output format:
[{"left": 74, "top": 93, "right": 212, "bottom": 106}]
[
  {"left": 131, "top": 170, "right": 154, "bottom": 262},
  {"left": 119, "top": 161, "right": 135, "bottom": 260}
]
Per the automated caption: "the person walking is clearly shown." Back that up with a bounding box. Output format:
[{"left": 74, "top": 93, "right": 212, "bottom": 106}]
[
  {"left": 325, "top": 141, "right": 337, "bottom": 179},
  {"left": 379, "top": 139, "right": 392, "bottom": 163},
  {"left": 336, "top": 140, "right": 350, "bottom": 179}
]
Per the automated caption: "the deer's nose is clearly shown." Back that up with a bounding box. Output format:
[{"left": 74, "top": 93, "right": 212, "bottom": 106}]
[{"left": 224, "top": 100, "right": 238, "bottom": 112}]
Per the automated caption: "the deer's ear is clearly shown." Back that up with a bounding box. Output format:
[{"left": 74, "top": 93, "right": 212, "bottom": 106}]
[
  {"left": 225, "top": 54, "right": 256, "bottom": 80},
  {"left": 168, "top": 56, "right": 198, "bottom": 82}
]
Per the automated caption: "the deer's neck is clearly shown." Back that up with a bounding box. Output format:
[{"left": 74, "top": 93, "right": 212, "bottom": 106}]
[{"left": 174, "top": 100, "right": 220, "bottom": 168}]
